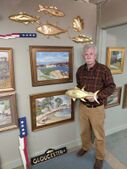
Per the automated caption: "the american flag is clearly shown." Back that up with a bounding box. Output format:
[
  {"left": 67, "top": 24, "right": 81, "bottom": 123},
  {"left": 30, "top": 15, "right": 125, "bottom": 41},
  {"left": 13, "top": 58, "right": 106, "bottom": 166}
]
[
  {"left": 19, "top": 117, "right": 30, "bottom": 169},
  {"left": 0, "top": 33, "right": 37, "bottom": 39}
]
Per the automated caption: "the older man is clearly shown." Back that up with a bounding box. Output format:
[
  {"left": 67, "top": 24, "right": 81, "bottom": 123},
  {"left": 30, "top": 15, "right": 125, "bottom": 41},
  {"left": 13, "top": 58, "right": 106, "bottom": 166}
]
[{"left": 76, "top": 44, "right": 116, "bottom": 169}]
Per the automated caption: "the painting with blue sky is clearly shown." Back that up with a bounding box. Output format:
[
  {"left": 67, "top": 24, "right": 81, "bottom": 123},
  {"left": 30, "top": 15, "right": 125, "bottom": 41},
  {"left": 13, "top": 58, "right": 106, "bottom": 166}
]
[
  {"left": 30, "top": 46, "right": 73, "bottom": 86},
  {"left": 36, "top": 51, "right": 69, "bottom": 80}
]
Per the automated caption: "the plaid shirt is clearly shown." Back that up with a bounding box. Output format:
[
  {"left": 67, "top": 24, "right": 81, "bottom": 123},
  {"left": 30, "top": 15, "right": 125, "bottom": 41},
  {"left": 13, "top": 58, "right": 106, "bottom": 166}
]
[{"left": 76, "top": 61, "right": 116, "bottom": 105}]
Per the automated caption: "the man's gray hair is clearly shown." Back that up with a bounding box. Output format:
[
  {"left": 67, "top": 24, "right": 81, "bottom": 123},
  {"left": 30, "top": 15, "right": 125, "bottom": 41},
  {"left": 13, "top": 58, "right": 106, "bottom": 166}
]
[{"left": 83, "top": 44, "right": 97, "bottom": 55}]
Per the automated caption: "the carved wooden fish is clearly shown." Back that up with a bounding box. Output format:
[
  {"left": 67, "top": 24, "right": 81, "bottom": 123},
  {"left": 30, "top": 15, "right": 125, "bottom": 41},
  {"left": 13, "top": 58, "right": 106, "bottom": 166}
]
[
  {"left": 9, "top": 12, "right": 40, "bottom": 24},
  {"left": 72, "top": 16, "right": 84, "bottom": 32},
  {"left": 72, "top": 34, "right": 93, "bottom": 44},
  {"left": 36, "top": 23, "right": 67, "bottom": 37},
  {"left": 38, "top": 4, "right": 65, "bottom": 17},
  {"left": 65, "top": 87, "right": 99, "bottom": 104}
]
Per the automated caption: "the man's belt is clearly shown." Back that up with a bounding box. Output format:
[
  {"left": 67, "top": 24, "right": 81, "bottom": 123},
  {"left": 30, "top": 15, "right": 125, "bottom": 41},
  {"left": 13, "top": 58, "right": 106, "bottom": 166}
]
[{"left": 81, "top": 101, "right": 103, "bottom": 108}]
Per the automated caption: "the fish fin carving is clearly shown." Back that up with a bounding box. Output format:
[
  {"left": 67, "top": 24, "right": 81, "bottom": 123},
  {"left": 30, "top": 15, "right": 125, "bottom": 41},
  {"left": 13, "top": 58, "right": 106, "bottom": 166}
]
[
  {"left": 93, "top": 90, "right": 100, "bottom": 104},
  {"left": 81, "top": 99, "right": 86, "bottom": 102},
  {"left": 24, "top": 22, "right": 29, "bottom": 24},
  {"left": 19, "top": 12, "right": 25, "bottom": 15}
]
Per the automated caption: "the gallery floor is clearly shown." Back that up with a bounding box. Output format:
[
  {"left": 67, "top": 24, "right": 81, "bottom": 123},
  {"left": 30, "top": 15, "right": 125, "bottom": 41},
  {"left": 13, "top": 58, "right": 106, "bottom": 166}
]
[{"left": 14, "top": 129, "right": 127, "bottom": 169}]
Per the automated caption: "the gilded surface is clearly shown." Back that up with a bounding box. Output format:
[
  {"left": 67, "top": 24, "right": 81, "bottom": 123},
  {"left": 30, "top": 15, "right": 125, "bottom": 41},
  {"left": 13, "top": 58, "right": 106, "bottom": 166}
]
[
  {"left": 65, "top": 87, "right": 99, "bottom": 103},
  {"left": 38, "top": 4, "right": 65, "bottom": 17},
  {"left": 72, "top": 16, "right": 84, "bottom": 32},
  {"left": 36, "top": 23, "right": 67, "bottom": 36},
  {"left": 72, "top": 34, "right": 93, "bottom": 44},
  {"left": 9, "top": 12, "right": 40, "bottom": 24}
]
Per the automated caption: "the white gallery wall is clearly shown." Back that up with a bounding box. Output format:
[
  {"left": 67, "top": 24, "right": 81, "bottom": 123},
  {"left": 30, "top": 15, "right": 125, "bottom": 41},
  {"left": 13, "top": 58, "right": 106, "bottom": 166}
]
[
  {"left": 0, "top": 0, "right": 97, "bottom": 169},
  {"left": 97, "top": 0, "right": 127, "bottom": 135},
  {"left": 99, "top": 26, "right": 127, "bottom": 135}
]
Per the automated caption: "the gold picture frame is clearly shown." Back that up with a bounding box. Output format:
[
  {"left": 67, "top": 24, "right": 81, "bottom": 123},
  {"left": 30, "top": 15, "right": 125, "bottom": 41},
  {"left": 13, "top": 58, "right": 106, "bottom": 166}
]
[
  {"left": 122, "top": 84, "right": 127, "bottom": 108},
  {"left": 0, "top": 48, "right": 15, "bottom": 92},
  {"left": 29, "top": 46, "right": 73, "bottom": 86},
  {"left": 104, "top": 87, "right": 122, "bottom": 109},
  {"left": 106, "top": 47, "right": 125, "bottom": 74},
  {"left": 0, "top": 92, "right": 18, "bottom": 132},
  {"left": 30, "top": 90, "right": 74, "bottom": 131}
]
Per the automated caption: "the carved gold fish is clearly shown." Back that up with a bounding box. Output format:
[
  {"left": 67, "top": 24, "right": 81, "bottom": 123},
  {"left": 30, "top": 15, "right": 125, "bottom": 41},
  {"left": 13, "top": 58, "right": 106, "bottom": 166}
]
[
  {"left": 72, "top": 16, "right": 84, "bottom": 32},
  {"left": 38, "top": 4, "right": 65, "bottom": 17},
  {"left": 9, "top": 12, "right": 40, "bottom": 24},
  {"left": 36, "top": 23, "right": 67, "bottom": 37},
  {"left": 65, "top": 87, "right": 99, "bottom": 104},
  {"left": 72, "top": 34, "right": 93, "bottom": 44}
]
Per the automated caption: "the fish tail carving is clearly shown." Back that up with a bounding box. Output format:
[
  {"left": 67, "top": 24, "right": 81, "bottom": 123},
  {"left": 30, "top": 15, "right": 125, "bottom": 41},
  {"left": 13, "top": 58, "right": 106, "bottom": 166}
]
[
  {"left": 38, "top": 4, "right": 44, "bottom": 12},
  {"left": 93, "top": 90, "right": 99, "bottom": 104}
]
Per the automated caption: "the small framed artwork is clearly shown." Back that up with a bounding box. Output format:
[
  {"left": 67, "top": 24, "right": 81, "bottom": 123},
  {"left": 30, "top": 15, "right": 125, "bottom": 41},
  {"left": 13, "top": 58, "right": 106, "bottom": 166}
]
[
  {"left": 104, "top": 87, "right": 122, "bottom": 109},
  {"left": 122, "top": 84, "right": 127, "bottom": 108},
  {"left": 106, "top": 47, "right": 125, "bottom": 74},
  {"left": 30, "top": 90, "right": 74, "bottom": 131},
  {"left": 29, "top": 46, "right": 73, "bottom": 86},
  {"left": 0, "top": 48, "right": 15, "bottom": 92},
  {"left": 0, "top": 92, "right": 18, "bottom": 132}
]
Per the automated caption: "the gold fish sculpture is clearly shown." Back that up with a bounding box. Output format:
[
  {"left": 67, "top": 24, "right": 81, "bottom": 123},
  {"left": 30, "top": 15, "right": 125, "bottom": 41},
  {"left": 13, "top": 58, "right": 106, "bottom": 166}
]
[
  {"left": 38, "top": 4, "right": 65, "bottom": 17},
  {"left": 9, "top": 12, "right": 40, "bottom": 25},
  {"left": 72, "top": 16, "right": 84, "bottom": 32},
  {"left": 65, "top": 87, "right": 99, "bottom": 104},
  {"left": 72, "top": 34, "right": 93, "bottom": 44},
  {"left": 36, "top": 22, "right": 67, "bottom": 37}
]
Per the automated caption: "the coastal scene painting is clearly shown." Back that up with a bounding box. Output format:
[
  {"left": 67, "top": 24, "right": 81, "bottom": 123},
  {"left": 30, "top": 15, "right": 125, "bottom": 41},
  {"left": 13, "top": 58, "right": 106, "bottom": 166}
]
[
  {"left": 30, "top": 46, "right": 73, "bottom": 86},
  {"left": 30, "top": 90, "right": 74, "bottom": 131},
  {"left": 36, "top": 51, "right": 69, "bottom": 80},
  {"left": 0, "top": 48, "right": 15, "bottom": 92}
]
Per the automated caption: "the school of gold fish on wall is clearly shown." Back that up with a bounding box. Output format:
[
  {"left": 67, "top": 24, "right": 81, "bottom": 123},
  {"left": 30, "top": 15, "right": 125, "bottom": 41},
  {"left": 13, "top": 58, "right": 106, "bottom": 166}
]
[{"left": 8, "top": 4, "right": 93, "bottom": 44}]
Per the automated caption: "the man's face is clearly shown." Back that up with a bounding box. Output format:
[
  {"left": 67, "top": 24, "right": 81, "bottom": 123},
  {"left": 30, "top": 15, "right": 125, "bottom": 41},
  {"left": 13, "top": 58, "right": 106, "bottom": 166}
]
[{"left": 82, "top": 47, "right": 96, "bottom": 66}]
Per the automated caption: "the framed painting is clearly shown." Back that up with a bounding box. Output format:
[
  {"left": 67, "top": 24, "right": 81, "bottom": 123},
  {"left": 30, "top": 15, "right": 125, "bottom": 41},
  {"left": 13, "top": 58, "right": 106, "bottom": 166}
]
[
  {"left": 104, "top": 87, "right": 122, "bottom": 109},
  {"left": 29, "top": 46, "right": 73, "bottom": 86},
  {"left": 30, "top": 90, "right": 74, "bottom": 131},
  {"left": 122, "top": 84, "right": 127, "bottom": 108},
  {"left": 106, "top": 47, "right": 125, "bottom": 74},
  {"left": 0, "top": 92, "right": 18, "bottom": 132},
  {"left": 0, "top": 48, "right": 15, "bottom": 92}
]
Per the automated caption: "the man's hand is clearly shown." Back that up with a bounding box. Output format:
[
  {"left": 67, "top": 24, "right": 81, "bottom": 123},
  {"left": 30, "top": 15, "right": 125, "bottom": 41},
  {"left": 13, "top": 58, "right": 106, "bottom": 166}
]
[{"left": 85, "top": 96, "right": 95, "bottom": 102}]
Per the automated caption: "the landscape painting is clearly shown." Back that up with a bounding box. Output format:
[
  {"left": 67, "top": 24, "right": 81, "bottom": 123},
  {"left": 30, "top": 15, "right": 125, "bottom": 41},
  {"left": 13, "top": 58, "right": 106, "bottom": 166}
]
[
  {"left": 29, "top": 46, "right": 73, "bottom": 86},
  {"left": 30, "top": 90, "right": 74, "bottom": 131},
  {"left": 106, "top": 47, "right": 125, "bottom": 74},
  {"left": 0, "top": 48, "right": 15, "bottom": 92},
  {"left": 0, "top": 92, "right": 18, "bottom": 132},
  {"left": 104, "top": 87, "right": 122, "bottom": 108}
]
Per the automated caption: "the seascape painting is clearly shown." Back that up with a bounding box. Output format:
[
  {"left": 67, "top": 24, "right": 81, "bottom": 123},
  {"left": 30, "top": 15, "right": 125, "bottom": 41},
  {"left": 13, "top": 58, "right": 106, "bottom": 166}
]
[
  {"left": 35, "top": 95, "right": 71, "bottom": 126},
  {"left": 36, "top": 51, "right": 69, "bottom": 80},
  {"left": 30, "top": 90, "right": 74, "bottom": 131},
  {"left": 29, "top": 46, "right": 73, "bottom": 86}
]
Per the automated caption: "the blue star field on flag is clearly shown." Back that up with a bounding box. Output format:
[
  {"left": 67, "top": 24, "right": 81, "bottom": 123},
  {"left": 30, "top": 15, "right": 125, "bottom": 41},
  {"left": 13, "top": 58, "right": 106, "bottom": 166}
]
[
  {"left": 0, "top": 33, "right": 37, "bottom": 39},
  {"left": 19, "top": 33, "right": 37, "bottom": 38},
  {"left": 19, "top": 117, "right": 28, "bottom": 138}
]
